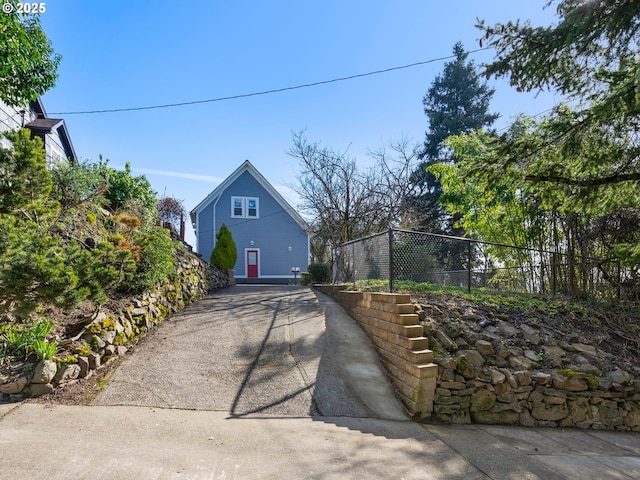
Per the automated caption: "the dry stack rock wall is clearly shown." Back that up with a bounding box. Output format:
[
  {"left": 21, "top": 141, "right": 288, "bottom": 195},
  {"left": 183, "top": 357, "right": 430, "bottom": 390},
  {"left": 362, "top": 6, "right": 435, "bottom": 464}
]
[
  {"left": 0, "top": 247, "right": 229, "bottom": 400},
  {"left": 319, "top": 285, "right": 640, "bottom": 431},
  {"left": 418, "top": 301, "right": 640, "bottom": 431}
]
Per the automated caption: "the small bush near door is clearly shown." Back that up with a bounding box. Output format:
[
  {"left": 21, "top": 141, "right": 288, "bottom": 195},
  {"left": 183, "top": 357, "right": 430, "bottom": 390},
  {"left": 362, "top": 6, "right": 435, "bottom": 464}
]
[
  {"left": 308, "top": 263, "right": 330, "bottom": 284},
  {"left": 300, "top": 272, "right": 311, "bottom": 285},
  {"left": 210, "top": 224, "right": 237, "bottom": 269}
]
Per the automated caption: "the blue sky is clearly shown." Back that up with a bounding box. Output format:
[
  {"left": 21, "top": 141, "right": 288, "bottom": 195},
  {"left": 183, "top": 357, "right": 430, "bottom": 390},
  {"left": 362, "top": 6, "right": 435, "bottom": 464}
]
[{"left": 38, "top": 1, "right": 561, "bottom": 248}]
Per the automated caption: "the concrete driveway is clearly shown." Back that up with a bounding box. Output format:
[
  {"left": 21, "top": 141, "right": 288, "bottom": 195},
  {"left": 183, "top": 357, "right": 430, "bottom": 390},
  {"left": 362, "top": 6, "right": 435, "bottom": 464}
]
[
  {"left": 1, "top": 285, "right": 639, "bottom": 479},
  {"left": 94, "top": 285, "right": 407, "bottom": 419}
]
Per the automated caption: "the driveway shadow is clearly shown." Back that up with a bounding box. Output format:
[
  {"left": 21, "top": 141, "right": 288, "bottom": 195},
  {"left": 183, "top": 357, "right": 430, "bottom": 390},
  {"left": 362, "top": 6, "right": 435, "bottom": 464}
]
[{"left": 97, "top": 285, "right": 410, "bottom": 438}]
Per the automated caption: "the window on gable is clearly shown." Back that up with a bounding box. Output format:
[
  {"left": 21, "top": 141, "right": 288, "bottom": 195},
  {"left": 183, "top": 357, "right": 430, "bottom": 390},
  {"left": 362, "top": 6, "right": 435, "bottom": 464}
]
[
  {"left": 231, "top": 196, "right": 259, "bottom": 219},
  {"left": 247, "top": 198, "right": 257, "bottom": 217},
  {"left": 233, "top": 198, "right": 243, "bottom": 217}
]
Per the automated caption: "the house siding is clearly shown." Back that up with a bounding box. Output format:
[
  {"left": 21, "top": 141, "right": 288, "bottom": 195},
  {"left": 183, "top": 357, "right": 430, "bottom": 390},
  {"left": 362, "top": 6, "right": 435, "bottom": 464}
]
[
  {"left": 196, "top": 197, "right": 217, "bottom": 262},
  {"left": 43, "top": 130, "right": 67, "bottom": 168},
  {"left": 0, "top": 100, "right": 37, "bottom": 149},
  {"left": 0, "top": 99, "right": 75, "bottom": 165},
  {"left": 197, "top": 169, "right": 309, "bottom": 282}
]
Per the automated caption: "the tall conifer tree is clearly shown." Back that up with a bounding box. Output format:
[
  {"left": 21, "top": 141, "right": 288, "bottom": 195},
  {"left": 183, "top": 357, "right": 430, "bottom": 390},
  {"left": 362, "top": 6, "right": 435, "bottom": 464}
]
[{"left": 411, "top": 42, "right": 498, "bottom": 233}]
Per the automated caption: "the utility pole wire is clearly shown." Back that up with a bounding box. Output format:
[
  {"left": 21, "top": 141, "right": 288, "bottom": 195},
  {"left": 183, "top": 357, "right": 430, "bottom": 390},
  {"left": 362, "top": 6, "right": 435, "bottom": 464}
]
[{"left": 51, "top": 48, "right": 492, "bottom": 115}]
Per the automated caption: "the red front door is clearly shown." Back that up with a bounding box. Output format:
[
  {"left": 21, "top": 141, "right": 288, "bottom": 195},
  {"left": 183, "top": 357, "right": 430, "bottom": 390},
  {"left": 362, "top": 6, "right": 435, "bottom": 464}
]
[{"left": 247, "top": 250, "right": 258, "bottom": 278}]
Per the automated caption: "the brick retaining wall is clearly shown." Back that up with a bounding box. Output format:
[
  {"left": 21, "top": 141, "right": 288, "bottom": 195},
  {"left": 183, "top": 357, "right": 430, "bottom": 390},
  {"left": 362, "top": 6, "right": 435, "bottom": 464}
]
[
  {"left": 319, "top": 286, "right": 640, "bottom": 430},
  {"left": 317, "top": 285, "right": 437, "bottom": 419}
]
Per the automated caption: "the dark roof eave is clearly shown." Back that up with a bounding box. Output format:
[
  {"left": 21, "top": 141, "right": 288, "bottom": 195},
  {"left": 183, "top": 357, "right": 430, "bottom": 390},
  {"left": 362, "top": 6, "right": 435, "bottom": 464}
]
[
  {"left": 25, "top": 118, "right": 64, "bottom": 131},
  {"left": 24, "top": 118, "right": 77, "bottom": 163}
]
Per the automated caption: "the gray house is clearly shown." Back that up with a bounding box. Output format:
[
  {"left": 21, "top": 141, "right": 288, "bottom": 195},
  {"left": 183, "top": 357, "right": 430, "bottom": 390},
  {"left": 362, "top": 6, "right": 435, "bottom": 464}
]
[
  {"left": 0, "top": 97, "right": 76, "bottom": 167},
  {"left": 190, "top": 160, "right": 310, "bottom": 283}
]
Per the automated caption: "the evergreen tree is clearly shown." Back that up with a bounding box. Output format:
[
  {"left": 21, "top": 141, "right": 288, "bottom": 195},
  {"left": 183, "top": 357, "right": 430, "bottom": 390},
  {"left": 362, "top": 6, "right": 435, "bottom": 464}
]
[
  {"left": 0, "top": 130, "right": 76, "bottom": 318},
  {"left": 475, "top": 0, "right": 640, "bottom": 292},
  {"left": 0, "top": 129, "right": 53, "bottom": 216},
  {"left": 0, "top": 131, "right": 135, "bottom": 319},
  {"left": 411, "top": 41, "right": 498, "bottom": 233},
  {"left": 477, "top": 1, "right": 640, "bottom": 191},
  {"left": 210, "top": 224, "right": 237, "bottom": 269}
]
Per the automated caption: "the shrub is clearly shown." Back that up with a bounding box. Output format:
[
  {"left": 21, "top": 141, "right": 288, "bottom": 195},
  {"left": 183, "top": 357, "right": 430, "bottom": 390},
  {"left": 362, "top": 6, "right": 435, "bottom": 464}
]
[
  {"left": 96, "top": 160, "right": 157, "bottom": 226},
  {"left": 73, "top": 240, "right": 136, "bottom": 302},
  {"left": 121, "top": 227, "right": 175, "bottom": 293},
  {"left": 308, "top": 263, "right": 330, "bottom": 284},
  {"left": 0, "top": 224, "right": 81, "bottom": 319},
  {"left": 210, "top": 224, "right": 237, "bottom": 269},
  {"left": 50, "top": 160, "right": 108, "bottom": 208},
  {"left": 299, "top": 272, "right": 312, "bottom": 286}
]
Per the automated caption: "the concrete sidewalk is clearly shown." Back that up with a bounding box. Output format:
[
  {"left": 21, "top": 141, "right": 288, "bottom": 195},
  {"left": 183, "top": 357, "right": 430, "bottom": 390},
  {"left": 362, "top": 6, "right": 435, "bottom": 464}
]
[
  {"left": 1, "top": 402, "right": 639, "bottom": 479},
  {"left": 0, "top": 286, "right": 638, "bottom": 479}
]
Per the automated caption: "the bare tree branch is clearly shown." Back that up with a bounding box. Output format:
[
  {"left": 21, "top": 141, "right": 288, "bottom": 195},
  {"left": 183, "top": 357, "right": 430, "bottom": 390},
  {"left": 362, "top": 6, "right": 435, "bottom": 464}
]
[{"left": 289, "top": 132, "right": 423, "bottom": 261}]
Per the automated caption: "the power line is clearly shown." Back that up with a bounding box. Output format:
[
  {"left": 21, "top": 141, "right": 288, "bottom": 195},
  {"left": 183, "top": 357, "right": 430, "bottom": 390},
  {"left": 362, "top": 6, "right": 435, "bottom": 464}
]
[{"left": 50, "top": 47, "right": 492, "bottom": 115}]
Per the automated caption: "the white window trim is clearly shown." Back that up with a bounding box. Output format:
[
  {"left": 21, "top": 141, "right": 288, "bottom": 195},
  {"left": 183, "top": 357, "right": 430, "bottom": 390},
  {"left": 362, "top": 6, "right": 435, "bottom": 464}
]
[
  {"left": 231, "top": 196, "right": 259, "bottom": 219},
  {"left": 231, "top": 196, "right": 243, "bottom": 218}
]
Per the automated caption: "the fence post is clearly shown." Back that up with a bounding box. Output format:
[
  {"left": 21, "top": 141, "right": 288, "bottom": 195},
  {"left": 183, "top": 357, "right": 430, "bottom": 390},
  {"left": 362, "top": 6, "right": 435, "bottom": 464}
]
[
  {"left": 352, "top": 242, "right": 356, "bottom": 290},
  {"left": 552, "top": 252, "right": 557, "bottom": 298},
  {"left": 467, "top": 240, "right": 472, "bottom": 294},
  {"left": 388, "top": 228, "right": 394, "bottom": 293}
]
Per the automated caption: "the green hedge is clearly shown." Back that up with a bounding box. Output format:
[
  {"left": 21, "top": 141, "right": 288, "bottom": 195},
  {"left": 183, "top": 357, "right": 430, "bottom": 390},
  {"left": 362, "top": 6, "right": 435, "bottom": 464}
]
[{"left": 307, "top": 263, "right": 330, "bottom": 284}]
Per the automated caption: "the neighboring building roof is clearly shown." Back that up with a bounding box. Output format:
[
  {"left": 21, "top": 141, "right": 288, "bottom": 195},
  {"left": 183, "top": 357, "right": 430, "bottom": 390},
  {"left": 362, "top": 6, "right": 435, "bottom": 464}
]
[
  {"left": 26, "top": 98, "right": 77, "bottom": 163},
  {"left": 55, "top": 121, "right": 77, "bottom": 163},
  {"left": 27, "top": 97, "right": 47, "bottom": 119},
  {"left": 25, "top": 117, "right": 64, "bottom": 131},
  {"left": 0, "top": 97, "right": 78, "bottom": 163},
  {"left": 190, "top": 160, "right": 309, "bottom": 233}
]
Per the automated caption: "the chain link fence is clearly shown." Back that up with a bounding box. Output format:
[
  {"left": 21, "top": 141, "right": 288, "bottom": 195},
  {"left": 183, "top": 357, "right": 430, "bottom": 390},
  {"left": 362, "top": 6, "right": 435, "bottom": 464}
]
[{"left": 332, "top": 229, "right": 621, "bottom": 298}]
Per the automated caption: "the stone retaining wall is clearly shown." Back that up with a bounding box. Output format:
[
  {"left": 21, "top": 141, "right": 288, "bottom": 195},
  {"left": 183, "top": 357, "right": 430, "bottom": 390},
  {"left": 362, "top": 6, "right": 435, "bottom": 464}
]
[
  {"left": 316, "top": 285, "right": 437, "bottom": 419},
  {"left": 208, "top": 267, "right": 235, "bottom": 291},
  {"left": 417, "top": 299, "right": 640, "bottom": 431},
  {"left": 434, "top": 343, "right": 640, "bottom": 431},
  {"left": 0, "top": 246, "right": 229, "bottom": 400},
  {"left": 318, "top": 286, "right": 640, "bottom": 431}
]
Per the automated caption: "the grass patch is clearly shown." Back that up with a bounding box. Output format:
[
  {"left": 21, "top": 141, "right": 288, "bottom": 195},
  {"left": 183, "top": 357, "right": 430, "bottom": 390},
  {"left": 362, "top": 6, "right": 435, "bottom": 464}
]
[
  {"left": 355, "top": 279, "right": 465, "bottom": 294},
  {"left": 351, "top": 279, "right": 595, "bottom": 315}
]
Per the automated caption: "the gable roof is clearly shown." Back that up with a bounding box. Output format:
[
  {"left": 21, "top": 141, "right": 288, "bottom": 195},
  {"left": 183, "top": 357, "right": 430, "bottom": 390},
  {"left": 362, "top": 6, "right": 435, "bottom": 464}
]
[
  {"left": 190, "top": 160, "right": 309, "bottom": 233},
  {"left": 26, "top": 98, "right": 77, "bottom": 163}
]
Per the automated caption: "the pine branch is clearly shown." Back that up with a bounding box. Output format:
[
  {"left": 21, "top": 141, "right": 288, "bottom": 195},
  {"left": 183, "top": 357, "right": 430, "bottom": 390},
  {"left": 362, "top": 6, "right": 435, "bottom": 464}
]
[{"left": 524, "top": 171, "right": 640, "bottom": 186}]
